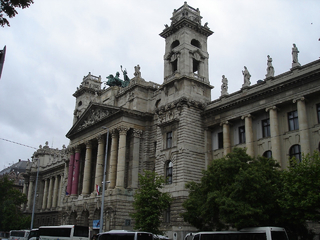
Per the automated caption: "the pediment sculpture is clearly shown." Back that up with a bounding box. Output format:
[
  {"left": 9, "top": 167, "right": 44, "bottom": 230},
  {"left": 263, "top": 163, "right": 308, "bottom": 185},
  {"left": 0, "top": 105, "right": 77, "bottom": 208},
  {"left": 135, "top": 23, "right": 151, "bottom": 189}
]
[{"left": 78, "top": 109, "right": 112, "bottom": 130}]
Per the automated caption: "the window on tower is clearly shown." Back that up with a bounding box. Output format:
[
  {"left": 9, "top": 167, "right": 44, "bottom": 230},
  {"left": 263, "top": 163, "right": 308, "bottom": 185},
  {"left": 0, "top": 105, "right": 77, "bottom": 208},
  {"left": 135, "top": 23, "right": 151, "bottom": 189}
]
[
  {"left": 191, "top": 39, "right": 201, "bottom": 49},
  {"left": 171, "top": 40, "right": 180, "bottom": 50},
  {"left": 193, "top": 58, "right": 200, "bottom": 74}
]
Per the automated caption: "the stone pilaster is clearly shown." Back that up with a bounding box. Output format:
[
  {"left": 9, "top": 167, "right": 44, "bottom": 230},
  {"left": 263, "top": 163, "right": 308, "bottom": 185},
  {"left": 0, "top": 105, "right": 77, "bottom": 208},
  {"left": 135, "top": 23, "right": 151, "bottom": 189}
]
[
  {"left": 66, "top": 150, "right": 75, "bottom": 196},
  {"left": 27, "top": 180, "right": 34, "bottom": 210},
  {"left": 242, "top": 114, "right": 254, "bottom": 157},
  {"left": 82, "top": 140, "right": 92, "bottom": 195},
  {"left": 109, "top": 130, "right": 119, "bottom": 189},
  {"left": 47, "top": 177, "right": 53, "bottom": 209},
  {"left": 131, "top": 129, "right": 142, "bottom": 189},
  {"left": 58, "top": 175, "right": 63, "bottom": 207},
  {"left": 266, "top": 106, "right": 282, "bottom": 166},
  {"left": 52, "top": 176, "right": 59, "bottom": 208},
  {"left": 221, "top": 121, "right": 231, "bottom": 156},
  {"left": 42, "top": 179, "right": 48, "bottom": 209},
  {"left": 116, "top": 126, "right": 129, "bottom": 188},
  {"left": 294, "top": 97, "right": 310, "bottom": 155},
  {"left": 71, "top": 146, "right": 81, "bottom": 196},
  {"left": 21, "top": 182, "right": 27, "bottom": 209},
  {"left": 94, "top": 135, "right": 105, "bottom": 194}
]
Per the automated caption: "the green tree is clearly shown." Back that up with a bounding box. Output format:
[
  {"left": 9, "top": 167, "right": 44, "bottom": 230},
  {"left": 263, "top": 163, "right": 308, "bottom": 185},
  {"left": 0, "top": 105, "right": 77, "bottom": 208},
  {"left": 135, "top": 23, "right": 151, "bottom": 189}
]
[
  {"left": 278, "top": 152, "right": 320, "bottom": 239},
  {"left": 0, "top": 175, "right": 31, "bottom": 231},
  {"left": 182, "top": 148, "right": 282, "bottom": 230},
  {"left": 182, "top": 148, "right": 320, "bottom": 239},
  {"left": 131, "top": 170, "right": 172, "bottom": 235},
  {"left": 0, "top": 0, "right": 34, "bottom": 27}
]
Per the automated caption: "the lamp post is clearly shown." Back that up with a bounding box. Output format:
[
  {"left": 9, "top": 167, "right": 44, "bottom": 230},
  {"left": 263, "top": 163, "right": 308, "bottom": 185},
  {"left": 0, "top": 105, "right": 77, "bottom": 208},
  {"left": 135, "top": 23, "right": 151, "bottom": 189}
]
[
  {"left": 31, "top": 158, "right": 39, "bottom": 230},
  {"left": 99, "top": 127, "right": 109, "bottom": 233}
]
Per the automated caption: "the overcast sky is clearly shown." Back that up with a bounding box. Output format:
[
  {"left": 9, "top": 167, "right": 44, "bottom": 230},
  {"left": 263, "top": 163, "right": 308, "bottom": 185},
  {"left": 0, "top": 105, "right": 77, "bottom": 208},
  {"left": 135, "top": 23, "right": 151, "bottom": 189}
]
[{"left": 0, "top": 0, "right": 319, "bottom": 170}]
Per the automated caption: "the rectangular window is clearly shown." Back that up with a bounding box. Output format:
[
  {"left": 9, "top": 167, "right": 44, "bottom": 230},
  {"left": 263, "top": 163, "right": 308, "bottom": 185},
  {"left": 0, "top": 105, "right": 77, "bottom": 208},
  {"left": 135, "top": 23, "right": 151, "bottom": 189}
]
[
  {"left": 164, "top": 207, "right": 171, "bottom": 223},
  {"left": 262, "top": 119, "right": 271, "bottom": 138},
  {"left": 218, "top": 132, "right": 223, "bottom": 149},
  {"left": 239, "top": 126, "right": 246, "bottom": 144},
  {"left": 166, "top": 131, "right": 172, "bottom": 148},
  {"left": 288, "top": 110, "right": 299, "bottom": 131},
  {"left": 317, "top": 104, "right": 320, "bottom": 123}
]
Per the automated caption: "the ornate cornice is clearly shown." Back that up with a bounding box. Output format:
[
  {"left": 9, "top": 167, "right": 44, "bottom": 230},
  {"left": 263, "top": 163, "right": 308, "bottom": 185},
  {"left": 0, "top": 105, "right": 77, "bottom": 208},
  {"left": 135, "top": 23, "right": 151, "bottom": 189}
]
[{"left": 160, "top": 18, "right": 213, "bottom": 38}]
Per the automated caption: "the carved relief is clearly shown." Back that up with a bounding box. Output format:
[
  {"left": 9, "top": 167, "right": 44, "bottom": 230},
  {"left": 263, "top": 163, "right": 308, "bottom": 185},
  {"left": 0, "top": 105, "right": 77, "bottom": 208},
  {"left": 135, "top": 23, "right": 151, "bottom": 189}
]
[{"left": 78, "top": 109, "right": 113, "bottom": 130}]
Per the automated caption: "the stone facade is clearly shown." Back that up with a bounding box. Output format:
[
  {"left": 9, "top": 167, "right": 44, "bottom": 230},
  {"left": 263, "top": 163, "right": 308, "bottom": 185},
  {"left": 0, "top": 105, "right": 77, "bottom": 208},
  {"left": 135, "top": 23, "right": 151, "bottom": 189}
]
[{"left": 22, "top": 2, "right": 320, "bottom": 240}]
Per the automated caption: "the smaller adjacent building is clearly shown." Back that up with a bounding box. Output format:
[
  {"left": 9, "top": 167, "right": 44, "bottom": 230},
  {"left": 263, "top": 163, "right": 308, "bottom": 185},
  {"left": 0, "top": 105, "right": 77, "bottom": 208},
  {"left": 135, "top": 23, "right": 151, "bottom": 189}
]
[{"left": 0, "top": 159, "right": 28, "bottom": 192}]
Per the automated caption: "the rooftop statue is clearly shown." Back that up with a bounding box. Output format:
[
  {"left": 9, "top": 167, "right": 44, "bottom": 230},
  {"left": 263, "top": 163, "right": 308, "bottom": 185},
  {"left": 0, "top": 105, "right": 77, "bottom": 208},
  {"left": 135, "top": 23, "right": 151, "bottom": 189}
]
[
  {"left": 266, "top": 55, "right": 275, "bottom": 78},
  {"left": 292, "top": 43, "right": 301, "bottom": 68},
  {"left": 221, "top": 75, "right": 228, "bottom": 96},
  {"left": 106, "top": 72, "right": 123, "bottom": 87},
  {"left": 106, "top": 66, "right": 131, "bottom": 88},
  {"left": 121, "top": 65, "right": 130, "bottom": 88},
  {"left": 242, "top": 66, "right": 251, "bottom": 88}
]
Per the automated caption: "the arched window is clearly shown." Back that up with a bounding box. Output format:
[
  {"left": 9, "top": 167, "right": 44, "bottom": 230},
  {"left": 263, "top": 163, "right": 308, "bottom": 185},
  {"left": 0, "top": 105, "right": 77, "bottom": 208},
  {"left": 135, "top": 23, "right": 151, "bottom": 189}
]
[
  {"left": 263, "top": 150, "right": 272, "bottom": 159},
  {"left": 191, "top": 39, "right": 201, "bottom": 49},
  {"left": 78, "top": 101, "right": 82, "bottom": 107},
  {"left": 166, "top": 161, "right": 173, "bottom": 184},
  {"left": 171, "top": 40, "right": 180, "bottom": 50},
  {"left": 289, "top": 144, "right": 301, "bottom": 162}
]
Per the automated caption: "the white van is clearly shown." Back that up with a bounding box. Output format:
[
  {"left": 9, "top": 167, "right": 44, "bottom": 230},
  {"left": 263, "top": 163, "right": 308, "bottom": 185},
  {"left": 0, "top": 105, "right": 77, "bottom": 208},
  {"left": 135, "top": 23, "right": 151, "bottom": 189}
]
[
  {"left": 191, "top": 226, "right": 288, "bottom": 240},
  {"left": 240, "top": 227, "right": 288, "bottom": 240},
  {"left": 9, "top": 230, "right": 30, "bottom": 240}
]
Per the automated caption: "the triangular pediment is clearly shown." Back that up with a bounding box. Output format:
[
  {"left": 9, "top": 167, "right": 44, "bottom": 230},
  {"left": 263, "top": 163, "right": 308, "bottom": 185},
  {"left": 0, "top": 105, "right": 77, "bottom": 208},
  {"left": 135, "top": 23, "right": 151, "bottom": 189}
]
[{"left": 66, "top": 103, "right": 120, "bottom": 138}]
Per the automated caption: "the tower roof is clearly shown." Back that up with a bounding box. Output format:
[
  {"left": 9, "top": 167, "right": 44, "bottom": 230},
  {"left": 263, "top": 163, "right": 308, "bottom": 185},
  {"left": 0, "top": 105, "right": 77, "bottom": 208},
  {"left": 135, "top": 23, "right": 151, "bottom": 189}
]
[{"left": 160, "top": 2, "right": 213, "bottom": 38}]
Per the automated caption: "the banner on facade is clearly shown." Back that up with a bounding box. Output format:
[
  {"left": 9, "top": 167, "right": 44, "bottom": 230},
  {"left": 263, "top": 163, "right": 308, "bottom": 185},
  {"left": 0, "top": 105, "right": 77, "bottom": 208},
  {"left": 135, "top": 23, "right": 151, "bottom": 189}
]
[{"left": 93, "top": 220, "right": 100, "bottom": 229}]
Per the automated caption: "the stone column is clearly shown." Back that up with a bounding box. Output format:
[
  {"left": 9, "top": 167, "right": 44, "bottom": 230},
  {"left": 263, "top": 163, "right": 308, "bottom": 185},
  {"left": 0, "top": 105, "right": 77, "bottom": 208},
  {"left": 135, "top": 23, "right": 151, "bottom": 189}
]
[
  {"left": 116, "top": 126, "right": 128, "bottom": 188},
  {"left": 52, "top": 176, "right": 59, "bottom": 208},
  {"left": 58, "top": 175, "right": 63, "bottom": 207},
  {"left": 266, "top": 106, "right": 282, "bottom": 165},
  {"left": 66, "top": 150, "right": 75, "bottom": 195},
  {"left": 82, "top": 141, "right": 92, "bottom": 195},
  {"left": 109, "top": 130, "right": 119, "bottom": 189},
  {"left": 71, "top": 146, "right": 81, "bottom": 196},
  {"left": 221, "top": 121, "right": 231, "bottom": 156},
  {"left": 242, "top": 114, "right": 254, "bottom": 157},
  {"left": 131, "top": 129, "right": 142, "bottom": 189},
  {"left": 47, "top": 177, "right": 53, "bottom": 209},
  {"left": 94, "top": 135, "right": 105, "bottom": 194},
  {"left": 42, "top": 179, "right": 48, "bottom": 210},
  {"left": 27, "top": 180, "right": 34, "bottom": 210},
  {"left": 294, "top": 97, "right": 310, "bottom": 155}
]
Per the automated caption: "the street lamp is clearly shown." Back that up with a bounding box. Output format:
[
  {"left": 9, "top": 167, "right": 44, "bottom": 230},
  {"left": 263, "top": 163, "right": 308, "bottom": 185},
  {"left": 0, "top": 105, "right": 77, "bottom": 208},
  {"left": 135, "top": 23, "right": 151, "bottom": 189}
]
[
  {"left": 100, "top": 127, "right": 109, "bottom": 233},
  {"left": 31, "top": 158, "right": 39, "bottom": 230}
]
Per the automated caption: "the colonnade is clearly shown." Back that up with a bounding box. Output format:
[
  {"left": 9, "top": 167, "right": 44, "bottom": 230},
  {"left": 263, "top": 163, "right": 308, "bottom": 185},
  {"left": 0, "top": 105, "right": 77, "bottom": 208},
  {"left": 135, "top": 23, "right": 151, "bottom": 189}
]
[
  {"left": 24, "top": 174, "right": 63, "bottom": 211},
  {"left": 66, "top": 126, "right": 143, "bottom": 196},
  {"left": 220, "top": 97, "right": 310, "bottom": 166},
  {"left": 41, "top": 175, "right": 63, "bottom": 209}
]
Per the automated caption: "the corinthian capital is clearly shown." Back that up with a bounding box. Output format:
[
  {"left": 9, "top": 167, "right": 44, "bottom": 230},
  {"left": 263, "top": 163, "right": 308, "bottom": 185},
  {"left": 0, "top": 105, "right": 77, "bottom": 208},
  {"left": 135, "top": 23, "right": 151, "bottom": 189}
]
[
  {"left": 118, "top": 126, "right": 129, "bottom": 135},
  {"left": 133, "top": 129, "right": 143, "bottom": 138}
]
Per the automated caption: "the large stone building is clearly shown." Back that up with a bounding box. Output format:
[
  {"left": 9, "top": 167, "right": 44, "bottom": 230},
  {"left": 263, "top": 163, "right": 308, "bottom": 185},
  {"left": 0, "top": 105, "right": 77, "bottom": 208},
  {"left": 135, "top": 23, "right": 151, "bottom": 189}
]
[{"left": 23, "top": 2, "right": 320, "bottom": 239}]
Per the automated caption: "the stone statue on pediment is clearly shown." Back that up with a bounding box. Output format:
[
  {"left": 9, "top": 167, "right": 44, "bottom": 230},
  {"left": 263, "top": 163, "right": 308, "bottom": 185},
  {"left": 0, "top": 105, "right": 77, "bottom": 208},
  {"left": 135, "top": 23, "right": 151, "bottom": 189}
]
[
  {"left": 266, "top": 55, "right": 275, "bottom": 78},
  {"left": 292, "top": 43, "right": 301, "bottom": 68},
  {"left": 221, "top": 75, "right": 228, "bottom": 96},
  {"left": 242, "top": 66, "right": 251, "bottom": 88},
  {"left": 134, "top": 65, "right": 141, "bottom": 78}
]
